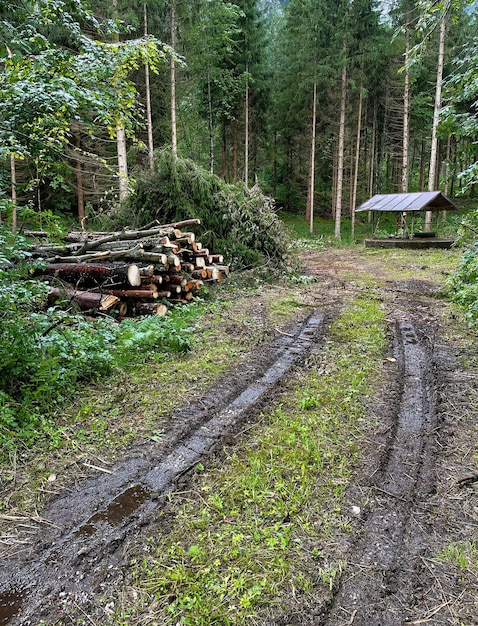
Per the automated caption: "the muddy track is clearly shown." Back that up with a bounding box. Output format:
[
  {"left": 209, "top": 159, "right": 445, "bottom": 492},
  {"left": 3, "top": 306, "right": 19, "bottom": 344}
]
[
  {"left": 320, "top": 318, "right": 438, "bottom": 625},
  {"left": 0, "top": 312, "right": 327, "bottom": 625},
  {"left": 271, "top": 311, "right": 441, "bottom": 626}
]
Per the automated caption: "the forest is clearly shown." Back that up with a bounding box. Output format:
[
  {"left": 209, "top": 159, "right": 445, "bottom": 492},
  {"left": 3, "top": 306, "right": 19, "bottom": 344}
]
[
  {"left": 2, "top": 3, "right": 478, "bottom": 624},
  {"left": 0, "top": 0, "right": 478, "bottom": 442},
  {"left": 0, "top": 0, "right": 477, "bottom": 232}
]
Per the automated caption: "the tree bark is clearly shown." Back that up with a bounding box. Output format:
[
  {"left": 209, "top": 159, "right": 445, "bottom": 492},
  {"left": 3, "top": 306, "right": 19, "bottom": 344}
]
[
  {"left": 425, "top": 15, "right": 446, "bottom": 231},
  {"left": 47, "top": 287, "right": 120, "bottom": 312},
  {"left": 144, "top": 3, "right": 154, "bottom": 170},
  {"left": 306, "top": 80, "right": 317, "bottom": 233},
  {"left": 335, "top": 55, "right": 347, "bottom": 240},
  {"left": 170, "top": 3, "right": 178, "bottom": 161},
  {"left": 351, "top": 83, "right": 363, "bottom": 236},
  {"left": 10, "top": 154, "right": 17, "bottom": 231},
  {"left": 74, "top": 131, "right": 85, "bottom": 223},
  {"left": 402, "top": 29, "right": 410, "bottom": 193}
]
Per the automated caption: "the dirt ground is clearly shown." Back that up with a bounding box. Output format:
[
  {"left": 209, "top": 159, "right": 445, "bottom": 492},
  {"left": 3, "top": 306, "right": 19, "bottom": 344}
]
[{"left": 1, "top": 246, "right": 478, "bottom": 625}]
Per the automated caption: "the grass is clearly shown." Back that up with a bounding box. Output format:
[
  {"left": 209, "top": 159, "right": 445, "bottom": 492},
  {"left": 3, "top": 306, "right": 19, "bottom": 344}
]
[
  {"left": 111, "top": 295, "right": 387, "bottom": 625},
  {"left": 0, "top": 287, "right": 310, "bottom": 515}
]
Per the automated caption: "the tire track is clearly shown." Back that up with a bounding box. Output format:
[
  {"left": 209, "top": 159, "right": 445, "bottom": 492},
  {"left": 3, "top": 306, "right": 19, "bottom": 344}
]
[
  {"left": 0, "top": 312, "right": 326, "bottom": 626},
  {"left": 317, "top": 318, "right": 438, "bottom": 626}
]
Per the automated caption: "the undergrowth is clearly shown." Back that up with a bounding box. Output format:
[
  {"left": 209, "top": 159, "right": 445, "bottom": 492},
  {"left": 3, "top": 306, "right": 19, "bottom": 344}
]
[
  {"left": 114, "top": 296, "right": 387, "bottom": 625},
  {"left": 449, "top": 208, "right": 478, "bottom": 328},
  {"left": 0, "top": 226, "right": 205, "bottom": 456}
]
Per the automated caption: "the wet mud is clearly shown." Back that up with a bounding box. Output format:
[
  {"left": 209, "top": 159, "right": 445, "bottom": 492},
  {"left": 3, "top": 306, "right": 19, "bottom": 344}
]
[{"left": 0, "top": 313, "right": 326, "bottom": 625}]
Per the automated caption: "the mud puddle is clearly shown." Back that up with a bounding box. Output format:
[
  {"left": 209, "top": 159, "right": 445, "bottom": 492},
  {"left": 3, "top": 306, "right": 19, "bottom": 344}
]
[{"left": 0, "top": 312, "right": 326, "bottom": 625}]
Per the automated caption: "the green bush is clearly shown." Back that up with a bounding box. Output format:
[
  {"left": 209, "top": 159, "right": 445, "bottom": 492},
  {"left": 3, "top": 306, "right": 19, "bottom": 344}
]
[
  {"left": 449, "top": 209, "right": 478, "bottom": 327},
  {"left": 97, "top": 148, "right": 292, "bottom": 272}
]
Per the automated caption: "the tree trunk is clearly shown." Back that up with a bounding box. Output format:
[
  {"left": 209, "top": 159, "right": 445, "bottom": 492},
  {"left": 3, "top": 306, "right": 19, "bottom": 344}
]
[
  {"left": 47, "top": 287, "right": 120, "bottom": 312},
  {"left": 368, "top": 101, "right": 376, "bottom": 199},
  {"left": 35, "top": 263, "right": 143, "bottom": 288},
  {"left": 170, "top": 3, "right": 178, "bottom": 161},
  {"left": 306, "top": 80, "right": 317, "bottom": 233},
  {"left": 425, "top": 15, "right": 446, "bottom": 231},
  {"left": 207, "top": 67, "right": 214, "bottom": 173},
  {"left": 402, "top": 29, "right": 410, "bottom": 193},
  {"left": 10, "top": 154, "right": 17, "bottom": 231},
  {"left": 74, "top": 131, "right": 85, "bottom": 223},
  {"left": 113, "top": 0, "right": 128, "bottom": 201},
  {"left": 232, "top": 122, "right": 238, "bottom": 183},
  {"left": 144, "top": 4, "right": 154, "bottom": 170},
  {"left": 335, "top": 57, "right": 347, "bottom": 240},
  {"left": 244, "top": 64, "right": 249, "bottom": 187},
  {"left": 419, "top": 139, "right": 426, "bottom": 190},
  {"left": 351, "top": 83, "right": 363, "bottom": 236},
  {"left": 116, "top": 124, "right": 128, "bottom": 201}
]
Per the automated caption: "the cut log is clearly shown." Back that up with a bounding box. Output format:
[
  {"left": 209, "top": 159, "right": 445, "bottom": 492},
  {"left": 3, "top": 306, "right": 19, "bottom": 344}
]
[
  {"left": 98, "top": 288, "right": 160, "bottom": 299},
  {"left": 35, "top": 263, "right": 142, "bottom": 288},
  {"left": 194, "top": 257, "right": 206, "bottom": 269},
  {"left": 191, "top": 269, "right": 208, "bottom": 279},
  {"left": 134, "top": 302, "right": 168, "bottom": 316},
  {"left": 168, "top": 274, "right": 187, "bottom": 287},
  {"left": 208, "top": 254, "right": 224, "bottom": 264},
  {"left": 73, "top": 220, "right": 200, "bottom": 255},
  {"left": 184, "top": 279, "right": 203, "bottom": 292},
  {"left": 48, "top": 287, "right": 120, "bottom": 312},
  {"left": 205, "top": 266, "right": 221, "bottom": 280},
  {"left": 141, "top": 275, "right": 163, "bottom": 285},
  {"left": 139, "top": 265, "right": 155, "bottom": 277}
]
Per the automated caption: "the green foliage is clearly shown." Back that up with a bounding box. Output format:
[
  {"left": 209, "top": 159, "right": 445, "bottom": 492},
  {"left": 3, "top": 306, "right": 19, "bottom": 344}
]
[
  {"left": 100, "top": 148, "right": 292, "bottom": 271},
  {"left": 449, "top": 209, "right": 478, "bottom": 326},
  {"left": 0, "top": 227, "right": 201, "bottom": 452}
]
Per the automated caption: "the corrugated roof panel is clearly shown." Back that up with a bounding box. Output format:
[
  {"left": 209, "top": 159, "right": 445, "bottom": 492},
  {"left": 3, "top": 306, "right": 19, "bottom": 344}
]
[{"left": 356, "top": 191, "right": 456, "bottom": 213}]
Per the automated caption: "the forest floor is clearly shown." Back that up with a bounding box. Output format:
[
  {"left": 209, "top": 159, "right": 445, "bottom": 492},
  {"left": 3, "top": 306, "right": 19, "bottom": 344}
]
[{"left": 1, "top": 244, "right": 478, "bottom": 625}]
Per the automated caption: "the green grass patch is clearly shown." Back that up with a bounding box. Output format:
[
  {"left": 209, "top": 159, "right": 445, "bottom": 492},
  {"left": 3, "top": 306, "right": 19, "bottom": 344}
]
[
  {"left": 438, "top": 541, "right": 478, "bottom": 572},
  {"left": 117, "top": 296, "right": 387, "bottom": 625}
]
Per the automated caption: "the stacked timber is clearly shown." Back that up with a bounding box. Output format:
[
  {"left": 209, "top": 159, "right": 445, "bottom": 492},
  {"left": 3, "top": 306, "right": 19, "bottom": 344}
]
[{"left": 31, "top": 219, "right": 229, "bottom": 318}]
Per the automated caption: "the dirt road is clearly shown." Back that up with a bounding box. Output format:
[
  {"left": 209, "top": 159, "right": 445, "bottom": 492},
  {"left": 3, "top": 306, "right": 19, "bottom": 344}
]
[{"left": 1, "top": 247, "right": 477, "bottom": 625}]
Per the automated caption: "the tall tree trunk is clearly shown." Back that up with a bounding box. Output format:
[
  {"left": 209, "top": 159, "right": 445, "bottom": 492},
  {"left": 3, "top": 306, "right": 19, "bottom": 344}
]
[
  {"left": 117, "top": 124, "right": 128, "bottom": 201},
  {"left": 144, "top": 3, "right": 154, "bottom": 170},
  {"left": 170, "top": 3, "right": 178, "bottom": 161},
  {"left": 306, "top": 80, "right": 317, "bottom": 233},
  {"left": 232, "top": 122, "right": 238, "bottom": 183},
  {"left": 10, "top": 154, "right": 17, "bottom": 231},
  {"left": 443, "top": 133, "right": 451, "bottom": 217},
  {"left": 74, "top": 131, "right": 85, "bottom": 224},
  {"left": 419, "top": 138, "right": 426, "bottom": 189},
  {"left": 402, "top": 29, "right": 410, "bottom": 193},
  {"left": 113, "top": 0, "right": 128, "bottom": 201},
  {"left": 244, "top": 64, "right": 249, "bottom": 187},
  {"left": 207, "top": 67, "right": 214, "bottom": 173},
  {"left": 368, "top": 101, "right": 377, "bottom": 200},
  {"left": 221, "top": 122, "right": 227, "bottom": 179},
  {"left": 335, "top": 58, "right": 347, "bottom": 239},
  {"left": 351, "top": 83, "right": 363, "bottom": 236},
  {"left": 425, "top": 15, "right": 446, "bottom": 230}
]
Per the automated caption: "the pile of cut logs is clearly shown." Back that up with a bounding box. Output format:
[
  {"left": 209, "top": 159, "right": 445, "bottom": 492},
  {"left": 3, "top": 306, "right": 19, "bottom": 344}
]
[{"left": 30, "top": 219, "right": 229, "bottom": 318}]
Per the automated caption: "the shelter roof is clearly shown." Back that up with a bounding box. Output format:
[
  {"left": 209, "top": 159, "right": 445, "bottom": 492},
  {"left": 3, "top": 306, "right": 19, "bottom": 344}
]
[{"left": 355, "top": 191, "right": 456, "bottom": 213}]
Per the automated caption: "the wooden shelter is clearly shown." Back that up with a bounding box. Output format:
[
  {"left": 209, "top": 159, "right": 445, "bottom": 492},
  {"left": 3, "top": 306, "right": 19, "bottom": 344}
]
[{"left": 355, "top": 191, "right": 457, "bottom": 248}]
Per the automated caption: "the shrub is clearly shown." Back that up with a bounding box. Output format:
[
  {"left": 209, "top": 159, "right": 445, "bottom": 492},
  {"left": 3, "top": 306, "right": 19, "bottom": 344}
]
[
  {"left": 449, "top": 209, "right": 478, "bottom": 327},
  {"left": 97, "top": 148, "right": 292, "bottom": 272}
]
